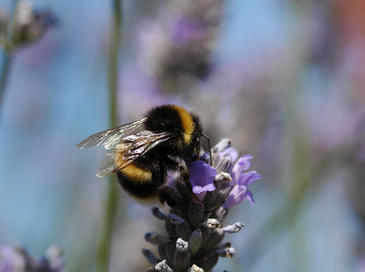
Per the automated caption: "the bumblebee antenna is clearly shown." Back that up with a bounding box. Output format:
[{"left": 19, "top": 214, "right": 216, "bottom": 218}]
[{"left": 202, "top": 134, "right": 212, "bottom": 165}]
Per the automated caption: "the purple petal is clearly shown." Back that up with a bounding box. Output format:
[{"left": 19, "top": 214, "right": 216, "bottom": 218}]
[
  {"left": 192, "top": 183, "right": 215, "bottom": 194},
  {"left": 221, "top": 147, "right": 238, "bottom": 162},
  {"left": 232, "top": 154, "right": 253, "bottom": 181},
  {"left": 223, "top": 185, "right": 247, "bottom": 209},
  {"left": 188, "top": 160, "right": 217, "bottom": 195},
  {"left": 245, "top": 190, "right": 255, "bottom": 204},
  {"left": 212, "top": 146, "right": 239, "bottom": 172},
  {"left": 238, "top": 171, "right": 261, "bottom": 186}
]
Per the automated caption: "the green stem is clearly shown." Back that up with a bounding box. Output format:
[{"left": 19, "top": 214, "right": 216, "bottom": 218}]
[
  {"left": 108, "top": 0, "right": 122, "bottom": 128},
  {"left": 96, "top": 0, "right": 123, "bottom": 271},
  {"left": 0, "top": 53, "right": 13, "bottom": 107},
  {"left": 0, "top": 0, "right": 19, "bottom": 111}
]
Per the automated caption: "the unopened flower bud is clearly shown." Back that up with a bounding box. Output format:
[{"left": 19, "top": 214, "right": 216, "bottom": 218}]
[
  {"left": 188, "top": 229, "right": 202, "bottom": 255},
  {"left": 174, "top": 238, "right": 190, "bottom": 271},
  {"left": 216, "top": 247, "right": 235, "bottom": 258},
  {"left": 216, "top": 242, "right": 231, "bottom": 250},
  {"left": 152, "top": 206, "right": 167, "bottom": 220},
  {"left": 142, "top": 249, "right": 160, "bottom": 265},
  {"left": 203, "top": 183, "right": 231, "bottom": 211},
  {"left": 165, "top": 214, "right": 191, "bottom": 239},
  {"left": 155, "top": 260, "right": 174, "bottom": 272},
  {"left": 188, "top": 264, "right": 204, "bottom": 272},
  {"left": 167, "top": 214, "right": 185, "bottom": 224},
  {"left": 145, "top": 232, "right": 169, "bottom": 245},
  {"left": 165, "top": 214, "right": 185, "bottom": 238},
  {"left": 176, "top": 238, "right": 188, "bottom": 252},
  {"left": 158, "top": 243, "right": 175, "bottom": 267},
  {"left": 165, "top": 222, "right": 176, "bottom": 238},
  {"left": 222, "top": 222, "right": 244, "bottom": 233},
  {"left": 202, "top": 190, "right": 216, "bottom": 208},
  {"left": 175, "top": 220, "right": 192, "bottom": 241},
  {"left": 201, "top": 228, "right": 225, "bottom": 251},
  {"left": 196, "top": 250, "right": 219, "bottom": 271},
  {"left": 188, "top": 201, "right": 204, "bottom": 228},
  {"left": 205, "top": 218, "right": 222, "bottom": 229}
]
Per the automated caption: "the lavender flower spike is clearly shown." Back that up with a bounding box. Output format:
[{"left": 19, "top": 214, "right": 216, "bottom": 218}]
[
  {"left": 0, "top": 245, "right": 66, "bottom": 272},
  {"left": 144, "top": 138, "right": 260, "bottom": 271}
]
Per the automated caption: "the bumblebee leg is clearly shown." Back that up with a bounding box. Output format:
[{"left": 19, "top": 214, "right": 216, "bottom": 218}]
[
  {"left": 164, "top": 155, "right": 182, "bottom": 169},
  {"left": 147, "top": 162, "right": 174, "bottom": 206},
  {"left": 164, "top": 155, "right": 190, "bottom": 182},
  {"left": 157, "top": 185, "right": 181, "bottom": 207}
]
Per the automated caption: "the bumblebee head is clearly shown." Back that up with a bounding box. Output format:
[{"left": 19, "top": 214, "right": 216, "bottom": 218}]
[{"left": 144, "top": 105, "right": 204, "bottom": 159}]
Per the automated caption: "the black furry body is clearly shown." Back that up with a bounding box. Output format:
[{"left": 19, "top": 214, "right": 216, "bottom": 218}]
[
  {"left": 116, "top": 105, "right": 202, "bottom": 200},
  {"left": 117, "top": 156, "right": 163, "bottom": 199}
]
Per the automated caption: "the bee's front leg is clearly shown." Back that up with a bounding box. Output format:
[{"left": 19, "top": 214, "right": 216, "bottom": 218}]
[{"left": 165, "top": 155, "right": 190, "bottom": 182}]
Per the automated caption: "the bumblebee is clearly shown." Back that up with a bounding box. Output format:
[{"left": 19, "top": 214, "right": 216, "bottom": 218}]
[{"left": 77, "top": 105, "right": 205, "bottom": 200}]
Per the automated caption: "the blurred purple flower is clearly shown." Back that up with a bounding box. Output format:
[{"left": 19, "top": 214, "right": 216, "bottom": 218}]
[
  {"left": 0, "top": 0, "right": 58, "bottom": 49},
  {"left": 358, "top": 256, "right": 365, "bottom": 272},
  {"left": 119, "top": 63, "right": 167, "bottom": 119},
  {"left": 170, "top": 17, "right": 205, "bottom": 45},
  {"left": 0, "top": 245, "right": 65, "bottom": 272},
  {"left": 132, "top": 0, "right": 223, "bottom": 93},
  {"left": 0, "top": 246, "right": 25, "bottom": 272}
]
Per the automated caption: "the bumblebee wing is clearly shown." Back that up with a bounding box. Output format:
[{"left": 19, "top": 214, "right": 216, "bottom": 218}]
[
  {"left": 76, "top": 117, "right": 147, "bottom": 150},
  {"left": 96, "top": 130, "right": 172, "bottom": 177},
  {"left": 96, "top": 151, "right": 119, "bottom": 177}
]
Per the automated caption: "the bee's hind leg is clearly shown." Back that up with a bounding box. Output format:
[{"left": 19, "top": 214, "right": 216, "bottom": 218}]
[{"left": 157, "top": 185, "right": 181, "bottom": 207}]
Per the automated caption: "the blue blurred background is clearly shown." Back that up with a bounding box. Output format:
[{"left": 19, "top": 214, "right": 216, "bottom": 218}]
[{"left": 0, "top": 0, "right": 364, "bottom": 271}]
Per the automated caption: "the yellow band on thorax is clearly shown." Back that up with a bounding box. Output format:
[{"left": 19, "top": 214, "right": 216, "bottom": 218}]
[{"left": 172, "top": 105, "right": 194, "bottom": 143}]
